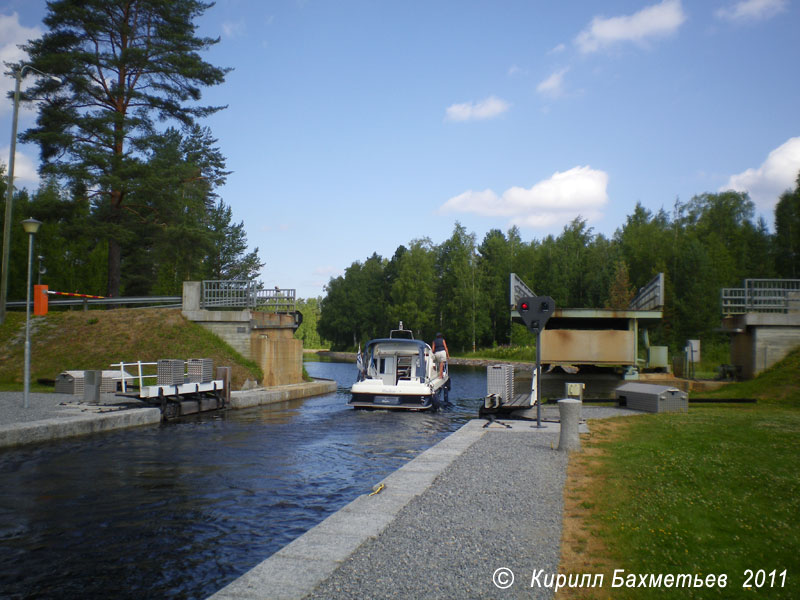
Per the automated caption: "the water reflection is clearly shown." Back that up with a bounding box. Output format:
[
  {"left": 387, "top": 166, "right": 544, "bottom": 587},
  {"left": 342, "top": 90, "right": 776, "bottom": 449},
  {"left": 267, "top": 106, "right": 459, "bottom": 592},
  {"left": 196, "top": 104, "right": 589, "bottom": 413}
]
[{"left": 0, "top": 362, "right": 484, "bottom": 600}]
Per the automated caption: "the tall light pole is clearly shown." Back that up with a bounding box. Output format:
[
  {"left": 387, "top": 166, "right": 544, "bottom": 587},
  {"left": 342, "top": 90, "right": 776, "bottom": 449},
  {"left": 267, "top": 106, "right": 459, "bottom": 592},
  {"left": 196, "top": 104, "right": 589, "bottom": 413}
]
[
  {"left": 1, "top": 65, "right": 61, "bottom": 325},
  {"left": 22, "top": 217, "right": 42, "bottom": 409}
]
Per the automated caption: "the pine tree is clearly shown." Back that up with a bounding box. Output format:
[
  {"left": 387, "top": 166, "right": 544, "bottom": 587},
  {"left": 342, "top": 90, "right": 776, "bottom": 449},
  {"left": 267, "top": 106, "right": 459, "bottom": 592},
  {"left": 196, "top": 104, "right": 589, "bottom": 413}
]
[{"left": 19, "top": 0, "right": 229, "bottom": 297}]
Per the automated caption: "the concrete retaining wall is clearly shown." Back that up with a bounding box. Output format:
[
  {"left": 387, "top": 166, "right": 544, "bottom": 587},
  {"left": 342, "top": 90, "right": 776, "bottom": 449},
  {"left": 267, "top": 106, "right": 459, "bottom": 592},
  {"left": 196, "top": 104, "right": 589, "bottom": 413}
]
[
  {"left": 0, "top": 408, "right": 163, "bottom": 449},
  {"left": 723, "top": 313, "right": 800, "bottom": 379},
  {"left": 0, "top": 380, "right": 337, "bottom": 449},
  {"left": 230, "top": 380, "right": 336, "bottom": 409}
]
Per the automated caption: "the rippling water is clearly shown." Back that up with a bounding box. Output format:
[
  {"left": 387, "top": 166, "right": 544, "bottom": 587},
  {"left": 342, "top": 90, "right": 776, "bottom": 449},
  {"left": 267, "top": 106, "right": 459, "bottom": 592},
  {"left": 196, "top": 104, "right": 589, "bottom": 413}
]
[{"left": 0, "top": 362, "right": 486, "bottom": 600}]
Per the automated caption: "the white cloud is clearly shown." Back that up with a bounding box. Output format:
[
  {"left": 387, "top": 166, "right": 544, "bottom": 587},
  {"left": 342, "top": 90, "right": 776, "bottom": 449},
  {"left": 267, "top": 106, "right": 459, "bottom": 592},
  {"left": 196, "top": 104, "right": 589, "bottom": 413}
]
[
  {"left": 548, "top": 43, "right": 566, "bottom": 55},
  {"left": 445, "top": 96, "right": 510, "bottom": 122},
  {"left": 575, "top": 0, "right": 686, "bottom": 54},
  {"left": 439, "top": 166, "right": 609, "bottom": 229},
  {"left": 715, "top": 0, "right": 787, "bottom": 22},
  {"left": 537, "top": 68, "right": 569, "bottom": 98},
  {"left": 0, "top": 13, "right": 43, "bottom": 117},
  {"left": 720, "top": 137, "right": 800, "bottom": 210},
  {"left": 0, "top": 147, "right": 40, "bottom": 185}
]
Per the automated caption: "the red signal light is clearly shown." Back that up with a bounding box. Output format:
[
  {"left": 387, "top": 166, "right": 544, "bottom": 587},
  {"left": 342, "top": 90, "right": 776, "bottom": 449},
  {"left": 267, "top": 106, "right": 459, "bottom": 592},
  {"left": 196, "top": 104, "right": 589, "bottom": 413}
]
[{"left": 520, "top": 302, "right": 529, "bottom": 311}]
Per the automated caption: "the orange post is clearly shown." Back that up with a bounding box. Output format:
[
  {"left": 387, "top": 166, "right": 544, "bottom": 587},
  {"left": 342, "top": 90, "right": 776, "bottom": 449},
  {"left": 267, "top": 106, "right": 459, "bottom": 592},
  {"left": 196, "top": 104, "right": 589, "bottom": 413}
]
[{"left": 34, "top": 285, "right": 48, "bottom": 316}]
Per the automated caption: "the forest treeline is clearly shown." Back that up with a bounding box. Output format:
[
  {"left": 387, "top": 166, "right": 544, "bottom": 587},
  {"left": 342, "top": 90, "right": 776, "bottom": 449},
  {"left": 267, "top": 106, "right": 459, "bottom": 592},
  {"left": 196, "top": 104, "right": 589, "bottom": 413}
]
[{"left": 315, "top": 176, "right": 800, "bottom": 353}]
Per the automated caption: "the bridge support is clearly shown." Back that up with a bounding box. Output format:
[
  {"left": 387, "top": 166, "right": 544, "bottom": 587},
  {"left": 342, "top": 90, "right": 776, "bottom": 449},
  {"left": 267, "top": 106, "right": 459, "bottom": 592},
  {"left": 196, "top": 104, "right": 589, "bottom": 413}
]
[
  {"left": 721, "top": 313, "right": 800, "bottom": 379},
  {"left": 181, "top": 282, "right": 303, "bottom": 387}
]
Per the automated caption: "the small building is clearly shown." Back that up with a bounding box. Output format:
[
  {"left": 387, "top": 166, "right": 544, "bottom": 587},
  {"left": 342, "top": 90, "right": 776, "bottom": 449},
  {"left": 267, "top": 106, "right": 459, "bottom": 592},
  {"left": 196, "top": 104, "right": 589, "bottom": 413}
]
[
  {"left": 615, "top": 382, "right": 688, "bottom": 413},
  {"left": 55, "top": 370, "right": 131, "bottom": 395}
]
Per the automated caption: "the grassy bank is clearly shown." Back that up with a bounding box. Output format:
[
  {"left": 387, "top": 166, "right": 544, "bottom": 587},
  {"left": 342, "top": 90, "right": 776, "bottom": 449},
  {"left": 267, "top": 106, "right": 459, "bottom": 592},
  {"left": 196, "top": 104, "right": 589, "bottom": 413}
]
[
  {"left": 558, "top": 347, "right": 800, "bottom": 599},
  {"left": 455, "top": 345, "right": 537, "bottom": 363},
  {"left": 0, "top": 309, "right": 262, "bottom": 391}
]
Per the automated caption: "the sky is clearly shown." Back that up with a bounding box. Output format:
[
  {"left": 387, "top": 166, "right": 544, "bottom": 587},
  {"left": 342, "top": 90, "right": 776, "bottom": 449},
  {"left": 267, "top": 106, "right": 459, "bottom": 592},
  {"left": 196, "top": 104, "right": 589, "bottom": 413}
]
[{"left": 2, "top": 0, "right": 799, "bottom": 299}]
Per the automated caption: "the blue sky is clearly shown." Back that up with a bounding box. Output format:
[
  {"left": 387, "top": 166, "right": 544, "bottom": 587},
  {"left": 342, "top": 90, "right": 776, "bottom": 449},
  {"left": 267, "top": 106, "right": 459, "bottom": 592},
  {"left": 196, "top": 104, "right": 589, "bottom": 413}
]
[{"left": 2, "top": 0, "right": 799, "bottom": 299}]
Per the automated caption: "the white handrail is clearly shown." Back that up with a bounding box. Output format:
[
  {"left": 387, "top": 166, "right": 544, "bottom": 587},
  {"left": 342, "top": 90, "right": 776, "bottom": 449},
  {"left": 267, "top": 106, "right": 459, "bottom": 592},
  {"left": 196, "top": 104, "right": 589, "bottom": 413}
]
[{"left": 110, "top": 361, "right": 158, "bottom": 393}]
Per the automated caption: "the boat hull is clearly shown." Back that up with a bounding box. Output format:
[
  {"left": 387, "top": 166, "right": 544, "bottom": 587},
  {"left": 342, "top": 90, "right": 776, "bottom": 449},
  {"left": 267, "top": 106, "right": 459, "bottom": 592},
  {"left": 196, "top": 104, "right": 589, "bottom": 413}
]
[
  {"left": 348, "top": 394, "right": 433, "bottom": 411},
  {"left": 348, "top": 378, "right": 448, "bottom": 411}
]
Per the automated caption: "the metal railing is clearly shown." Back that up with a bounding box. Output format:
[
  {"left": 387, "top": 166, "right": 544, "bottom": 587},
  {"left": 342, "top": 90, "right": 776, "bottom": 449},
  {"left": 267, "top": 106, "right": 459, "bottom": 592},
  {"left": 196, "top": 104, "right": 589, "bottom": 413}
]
[
  {"left": 629, "top": 272, "right": 665, "bottom": 311},
  {"left": 721, "top": 279, "right": 800, "bottom": 315},
  {"left": 7, "top": 295, "right": 182, "bottom": 309},
  {"left": 202, "top": 280, "right": 296, "bottom": 312},
  {"left": 7, "top": 281, "right": 296, "bottom": 313}
]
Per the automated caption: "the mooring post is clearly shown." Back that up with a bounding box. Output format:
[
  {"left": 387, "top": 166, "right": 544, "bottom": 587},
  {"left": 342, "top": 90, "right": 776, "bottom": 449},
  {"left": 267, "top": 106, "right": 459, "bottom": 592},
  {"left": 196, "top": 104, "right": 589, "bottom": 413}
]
[
  {"left": 217, "top": 366, "right": 231, "bottom": 406},
  {"left": 557, "top": 398, "right": 581, "bottom": 452}
]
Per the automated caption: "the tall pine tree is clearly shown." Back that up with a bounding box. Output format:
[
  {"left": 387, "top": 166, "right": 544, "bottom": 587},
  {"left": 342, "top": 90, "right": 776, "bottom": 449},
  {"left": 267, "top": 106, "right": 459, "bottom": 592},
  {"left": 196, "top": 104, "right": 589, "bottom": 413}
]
[{"left": 19, "top": 0, "right": 229, "bottom": 297}]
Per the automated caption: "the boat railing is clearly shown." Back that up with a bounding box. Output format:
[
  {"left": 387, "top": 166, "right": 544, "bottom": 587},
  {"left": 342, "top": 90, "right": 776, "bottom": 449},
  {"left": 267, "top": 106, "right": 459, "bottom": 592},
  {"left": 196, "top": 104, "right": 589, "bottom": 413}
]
[{"left": 389, "top": 320, "right": 415, "bottom": 339}]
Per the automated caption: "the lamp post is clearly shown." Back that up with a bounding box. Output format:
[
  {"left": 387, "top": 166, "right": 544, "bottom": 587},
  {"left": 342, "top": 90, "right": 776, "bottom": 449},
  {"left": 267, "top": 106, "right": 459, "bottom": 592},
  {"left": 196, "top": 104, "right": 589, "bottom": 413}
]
[
  {"left": 1, "top": 65, "right": 61, "bottom": 325},
  {"left": 22, "top": 217, "right": 42, "bottom": 409}
]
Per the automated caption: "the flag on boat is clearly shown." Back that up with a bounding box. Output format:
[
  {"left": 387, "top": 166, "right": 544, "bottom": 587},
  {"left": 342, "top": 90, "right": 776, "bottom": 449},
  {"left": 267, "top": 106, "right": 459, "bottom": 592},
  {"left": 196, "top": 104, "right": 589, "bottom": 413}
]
[{"left": 356, "top": 343, "right": 363, "bottom": 374}]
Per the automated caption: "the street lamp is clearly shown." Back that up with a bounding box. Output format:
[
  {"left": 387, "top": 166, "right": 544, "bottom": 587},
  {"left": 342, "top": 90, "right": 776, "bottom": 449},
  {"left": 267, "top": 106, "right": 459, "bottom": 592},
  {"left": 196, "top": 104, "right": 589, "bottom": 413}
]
[
  {"left": 0, "top": 65, "right": 61, "bottom": 325},
  {"left": 22, "top": 216, "right": 42, "bottom": 409}
]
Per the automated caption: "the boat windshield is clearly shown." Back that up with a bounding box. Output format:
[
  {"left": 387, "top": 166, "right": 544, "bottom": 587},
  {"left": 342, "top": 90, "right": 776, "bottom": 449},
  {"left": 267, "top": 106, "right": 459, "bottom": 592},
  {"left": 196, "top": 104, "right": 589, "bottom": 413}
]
[{"left": 389, "top": 329, "right": 414, "bottom": 339}]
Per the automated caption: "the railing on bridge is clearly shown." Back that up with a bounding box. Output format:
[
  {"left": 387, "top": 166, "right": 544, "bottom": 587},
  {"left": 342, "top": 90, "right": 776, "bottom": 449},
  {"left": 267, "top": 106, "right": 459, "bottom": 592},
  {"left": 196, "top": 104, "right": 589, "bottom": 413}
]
[
  {"left": 202, "top": 280, "right": 296, "bottom": 313},
  {"left": 721, "top": 279, "right": 800, "bottom": 316},
  {"left": 628, "top": 272, "right": 665, "bottom": 311}
]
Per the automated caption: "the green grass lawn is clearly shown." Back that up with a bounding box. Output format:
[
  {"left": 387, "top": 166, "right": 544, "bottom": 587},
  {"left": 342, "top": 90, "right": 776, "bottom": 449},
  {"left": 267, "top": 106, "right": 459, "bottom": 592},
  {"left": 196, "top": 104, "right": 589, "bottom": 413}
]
[{"left": 559, "top": 347, "right": 800, "bottom": 599}]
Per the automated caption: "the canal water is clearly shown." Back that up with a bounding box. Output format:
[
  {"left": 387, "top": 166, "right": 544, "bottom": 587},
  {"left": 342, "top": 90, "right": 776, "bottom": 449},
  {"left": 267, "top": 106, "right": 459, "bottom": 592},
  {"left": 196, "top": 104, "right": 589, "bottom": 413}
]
[{"left": 0, "top": 362, "right": 486, "bottom": 600}]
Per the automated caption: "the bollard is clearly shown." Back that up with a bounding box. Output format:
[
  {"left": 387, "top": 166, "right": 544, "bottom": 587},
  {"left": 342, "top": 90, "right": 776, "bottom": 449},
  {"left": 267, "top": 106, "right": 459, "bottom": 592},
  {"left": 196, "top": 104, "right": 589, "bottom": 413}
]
[
  {"left": 217, "top": 366, "right": 231, "bottom": 406},
  {"left": 557, "top": 398, "right": 581, "bottom": 452},
  {"left": 83, "top": 370, "right": 102, "bottom": 403}
]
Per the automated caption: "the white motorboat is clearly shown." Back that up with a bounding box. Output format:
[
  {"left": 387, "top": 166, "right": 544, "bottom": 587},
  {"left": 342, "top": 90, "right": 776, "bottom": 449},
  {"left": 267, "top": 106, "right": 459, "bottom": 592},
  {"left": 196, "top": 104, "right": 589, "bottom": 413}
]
[{"left": 349, "top": 324, "right": 450, "bottom": 411}]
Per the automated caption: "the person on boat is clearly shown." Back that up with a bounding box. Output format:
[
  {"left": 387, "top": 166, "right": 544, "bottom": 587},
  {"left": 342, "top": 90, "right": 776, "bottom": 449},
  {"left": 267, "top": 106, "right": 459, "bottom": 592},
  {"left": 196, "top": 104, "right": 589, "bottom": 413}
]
[{"left": 432, "top": 332, "right": 449, "bottom": 378}]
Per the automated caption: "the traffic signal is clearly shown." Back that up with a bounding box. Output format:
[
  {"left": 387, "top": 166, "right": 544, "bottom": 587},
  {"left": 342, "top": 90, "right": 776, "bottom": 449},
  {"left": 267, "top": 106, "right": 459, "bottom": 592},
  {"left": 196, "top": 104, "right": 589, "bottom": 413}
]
[{"left": 517, "top": 295, "right": 555, "bottom": 333}]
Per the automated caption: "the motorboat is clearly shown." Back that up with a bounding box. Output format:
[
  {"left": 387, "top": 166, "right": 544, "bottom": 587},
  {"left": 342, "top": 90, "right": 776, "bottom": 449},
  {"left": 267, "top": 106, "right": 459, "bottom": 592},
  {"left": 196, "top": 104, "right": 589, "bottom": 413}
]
[{"left": 349, "top": 323, "right": 450, "bottom": 411}]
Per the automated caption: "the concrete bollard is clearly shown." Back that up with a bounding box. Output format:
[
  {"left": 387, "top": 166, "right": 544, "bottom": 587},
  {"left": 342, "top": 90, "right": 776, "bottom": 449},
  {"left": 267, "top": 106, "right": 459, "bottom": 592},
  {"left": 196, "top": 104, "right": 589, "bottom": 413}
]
[
  {"left": 557, "top": 398, "right": 581, "bottom": 452},
  {"left": 83, "top": 370, "right": 102, "bottom": 403}
]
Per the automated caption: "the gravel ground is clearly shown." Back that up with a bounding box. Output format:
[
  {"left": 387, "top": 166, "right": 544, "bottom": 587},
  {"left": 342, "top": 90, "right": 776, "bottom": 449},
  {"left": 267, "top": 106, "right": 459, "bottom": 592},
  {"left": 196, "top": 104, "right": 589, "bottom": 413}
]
[
  {"left": 307, "top": 429, "right": 567, "bottom": 600},
  {"left": 305, "top": 406, "right": 642, "bottom": 600}
]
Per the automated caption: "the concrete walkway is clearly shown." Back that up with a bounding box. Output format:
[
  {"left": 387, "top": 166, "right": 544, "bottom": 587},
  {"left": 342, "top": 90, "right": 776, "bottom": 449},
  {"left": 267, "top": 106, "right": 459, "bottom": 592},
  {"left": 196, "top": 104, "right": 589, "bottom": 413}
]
[
  {"left": 209, "top": 406, "right": 641, "bottom": 600},
  {"left": 0, "top": 379, "right": 336, "bottom": 449}
]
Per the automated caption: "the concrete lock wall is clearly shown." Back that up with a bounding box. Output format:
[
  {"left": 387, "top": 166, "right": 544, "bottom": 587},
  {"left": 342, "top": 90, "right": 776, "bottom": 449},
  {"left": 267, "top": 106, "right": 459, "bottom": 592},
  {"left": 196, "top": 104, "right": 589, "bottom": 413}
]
[{"left": 253, "top": 334, "right": 303, "bottom": 386}]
